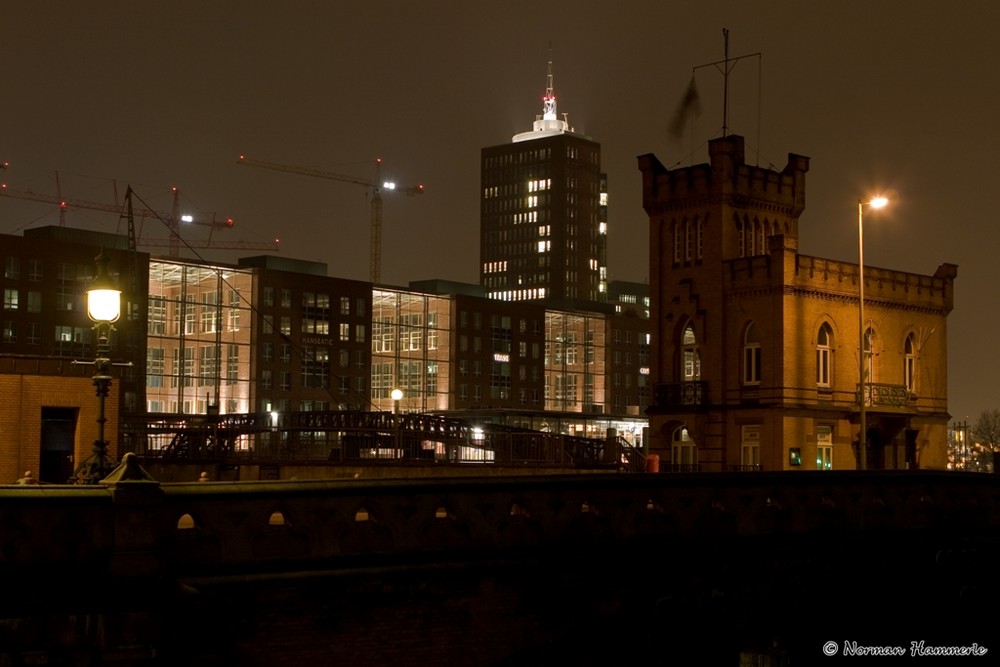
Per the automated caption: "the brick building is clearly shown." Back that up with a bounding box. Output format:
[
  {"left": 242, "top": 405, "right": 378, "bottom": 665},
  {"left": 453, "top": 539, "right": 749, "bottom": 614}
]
[
  {"left": 639, "top": 135, "right": 956, "bottom": 471},
  {"left": 0, "top": 227, "right": 148, "bottom": 483}
]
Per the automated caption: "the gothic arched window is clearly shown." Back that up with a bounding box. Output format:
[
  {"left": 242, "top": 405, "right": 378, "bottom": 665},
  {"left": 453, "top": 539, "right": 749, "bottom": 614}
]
[{"left": 817, "top": 323, "right": 833, "bottom": 388}]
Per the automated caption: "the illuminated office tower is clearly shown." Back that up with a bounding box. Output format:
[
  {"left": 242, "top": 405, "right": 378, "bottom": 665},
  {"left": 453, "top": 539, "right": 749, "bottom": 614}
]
[{"left": 480, "top": 60, "right": 607, "bottom": 305}]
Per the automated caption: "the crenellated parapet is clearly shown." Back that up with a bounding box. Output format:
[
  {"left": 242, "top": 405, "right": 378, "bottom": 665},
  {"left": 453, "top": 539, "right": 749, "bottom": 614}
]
[
  {"left": 639, "top": 135, "right": 809, "bottom": 219},
  {"left": 792, "top": 255, "right": 957, "bottom": 313}
]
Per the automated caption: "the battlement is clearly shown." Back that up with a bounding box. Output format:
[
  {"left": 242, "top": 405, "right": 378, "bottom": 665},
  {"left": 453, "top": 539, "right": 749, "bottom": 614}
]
[
  {"left": 639, "top": 135, "right": 809, "bottom": 216},
  {"left": 793, "top": 255, "right": 957, "bottom": 311}
]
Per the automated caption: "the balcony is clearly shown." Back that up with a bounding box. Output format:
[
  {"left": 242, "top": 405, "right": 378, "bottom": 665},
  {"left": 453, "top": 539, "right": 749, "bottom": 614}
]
[
  {"left": 857, "top": 382, "right": 913, "bottom": 408},
  {"left": 653, "top": 381, "right": 708, "bottom": 409}
]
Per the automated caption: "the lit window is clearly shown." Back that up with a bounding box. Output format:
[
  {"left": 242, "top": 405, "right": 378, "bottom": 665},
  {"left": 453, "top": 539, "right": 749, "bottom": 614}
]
[
  {"left": 743, "top": 323, "right": 761, "bottom": 385},
  {"left": 863, "top": 327, "right": 877, "bottom": 388},
  {"left": 904, "top": 333, "right": 916, "bottom": 393},
  {"left": 816, "top": 323, "right": 832, "bottom": 388},
  {"left": 741, "top": 425, "right": 760, "bottom": 468},
  {"left": 682, "top": 323, "right": 701, "bottom": 381},
  {"left": 671, "top": 427, "right": 697, "bottom": 467},
  {"left": 817, "top": 425, "right": 833, "bottom": 470},
  {"left": 3, "top": 288, "right": 18, "bottom": 311}
]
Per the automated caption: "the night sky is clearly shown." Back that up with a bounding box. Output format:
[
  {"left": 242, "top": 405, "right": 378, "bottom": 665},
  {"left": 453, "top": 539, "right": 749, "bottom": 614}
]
[{"left": 3, "top": 1, "right": 998, "bottom": 425}]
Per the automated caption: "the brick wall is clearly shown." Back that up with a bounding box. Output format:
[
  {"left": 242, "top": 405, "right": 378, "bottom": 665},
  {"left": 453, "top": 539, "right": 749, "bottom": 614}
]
[{"left": 0, "top": 374, "right": 118, "bottom": 483}]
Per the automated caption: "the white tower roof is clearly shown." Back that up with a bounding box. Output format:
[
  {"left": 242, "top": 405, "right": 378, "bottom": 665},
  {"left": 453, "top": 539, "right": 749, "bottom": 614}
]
[{"left": 513, "top": 58, "right": 570, "bottom": 143}]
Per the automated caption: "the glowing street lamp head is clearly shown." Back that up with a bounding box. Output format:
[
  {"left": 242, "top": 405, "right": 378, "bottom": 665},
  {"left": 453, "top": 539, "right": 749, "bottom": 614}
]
[
  {"left": 869, "top": 196, "right": 889, "bottom": 210},
  {"left": 390, "top": 388, "right": 404, "bottom": 401},
  {"left": 87, "top": 252, "right": 121, "bottom": 324}
]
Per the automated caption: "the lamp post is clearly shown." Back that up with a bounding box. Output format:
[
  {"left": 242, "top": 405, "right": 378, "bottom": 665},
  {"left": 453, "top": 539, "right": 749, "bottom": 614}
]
[
  {"left": 857, "top": 196, "right": 888, "bottom": 471},
  {"left": 390, "top": 388, "right": 404, "bottom": 455},
  {"left": 74, "top": 251, "right": 122, "bottom": 484}
]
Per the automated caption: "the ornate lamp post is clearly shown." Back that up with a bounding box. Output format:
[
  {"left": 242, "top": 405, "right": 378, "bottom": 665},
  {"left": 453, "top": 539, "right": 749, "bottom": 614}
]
[
  {"left": 74, "top": 251, "right": 122, "bottom": 484},
  {"left": 857, "top": 196, "right": 888, "bottom": 471}
]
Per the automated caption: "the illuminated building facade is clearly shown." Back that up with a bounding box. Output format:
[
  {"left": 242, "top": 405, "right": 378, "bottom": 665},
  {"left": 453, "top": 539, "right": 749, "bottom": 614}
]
[
  {"left": 145, "top": 260, "right": 254, "bottom": 415},
  {"left": 144, "top": 255, "right": 373, "bottom": 418},
  {"left": 480, "top": 61, "right": 608, "bottom": 304},
  {"left": 640, "top": 135, "right": 956, "bottom": 471},
  {"left": 369, "top": 284, "right": 648, "bottom": 444}
]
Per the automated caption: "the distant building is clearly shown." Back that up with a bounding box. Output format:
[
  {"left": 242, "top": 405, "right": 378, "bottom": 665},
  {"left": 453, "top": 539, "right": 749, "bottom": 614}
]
[
  {"left": 639, "top": 135, "right": 957, "bottom": 471},
  {"left": 480, "top": 60, "right": 608, "bottom": 304},
  {"left": 607, "top": 280, "right": 650, "bottom": 319},
  {"left": 144, "top": 254, "right": 372, "bottom": 419}
]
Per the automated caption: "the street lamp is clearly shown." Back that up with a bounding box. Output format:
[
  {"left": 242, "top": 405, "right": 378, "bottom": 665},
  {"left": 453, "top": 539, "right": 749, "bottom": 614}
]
[
  {"left": 390, "top": 388, "right": 403, "bottom": 415},
  {"left": 857, "top": 196, "right": 888, "bottom": 471},
  {"left": 75, "top": 251, "right": 122, "bottom": 484}
]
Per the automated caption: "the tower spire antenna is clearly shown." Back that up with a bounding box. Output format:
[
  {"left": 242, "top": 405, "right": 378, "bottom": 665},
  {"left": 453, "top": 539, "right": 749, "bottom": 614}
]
[
  {"left": 690, "top": 30, "right": 763, "bottom": 153},
  {"left": 543, "top": 44, "right": 557, "bottom": 120},
  {"left": 722, "top": 28, "right": 730, "bottom": 137},
  {"left": 513, "top": 44, "right": 569, "bottom": 141}
]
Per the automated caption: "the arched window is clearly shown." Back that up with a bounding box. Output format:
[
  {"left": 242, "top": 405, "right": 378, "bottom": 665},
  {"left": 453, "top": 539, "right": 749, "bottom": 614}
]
[
  {"left": 863, "top": 326, "right": 877, "bottom": 387},
  {"left": 671, "top": 426, "right": 697, "bottom": 467},
  {"left": 903, "top": 333, "right": 916, "bottom": 392},
  {"left": 695, "top": 217, "right": 703, "bottom": 260},
  {"left": 684, "top": 218, "right": 692, "bottom": 261},
  {"left": 681, "top": 323, "right": 701, "bottom": 381},
  {"left": 743, "top": 323, "right": 761, "bottom": 385},
  {"left": 673, "top": 220, "right": 681, "bottom": 263},
  {"left": 816, "top": 323, "right": 833, "bottom": 388}
]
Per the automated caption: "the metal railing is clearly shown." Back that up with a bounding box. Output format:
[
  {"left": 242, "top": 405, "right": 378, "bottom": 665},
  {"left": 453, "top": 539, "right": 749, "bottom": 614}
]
[
  {"left": 857, "top": 383, "right": 912, "bottom": 408},
  {"left": 653, "top": 381, "right": 708, "bottom": 408},
  {"left": 123, "top": 410, "right": 635, "bottom": 471}
]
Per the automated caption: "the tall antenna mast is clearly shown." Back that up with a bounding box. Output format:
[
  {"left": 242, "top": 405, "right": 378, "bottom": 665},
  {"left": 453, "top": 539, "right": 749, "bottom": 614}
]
[
  {"left": 722, "top": 28, "right": 730, "bottom": 137},
  {"left": 543, "top": 46, "right": 557, "bottom": 120},
  {"left": 692, "top": 30, "right": 763, "bottom": 146}
]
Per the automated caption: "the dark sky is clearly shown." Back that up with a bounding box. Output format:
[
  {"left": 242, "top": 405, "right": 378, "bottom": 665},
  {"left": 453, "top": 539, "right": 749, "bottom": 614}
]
[{"left": 3, "top": 1, "right": 998, "bottom": 425}]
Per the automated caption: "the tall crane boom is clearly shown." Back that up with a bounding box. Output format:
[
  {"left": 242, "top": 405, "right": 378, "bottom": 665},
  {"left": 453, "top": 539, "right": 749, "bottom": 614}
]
[
  {"left": 0, "top": 182, "right": 279, "bottom": 254},
  {"left": 237, "top": 155, "right": 423, "bottom": 283}
]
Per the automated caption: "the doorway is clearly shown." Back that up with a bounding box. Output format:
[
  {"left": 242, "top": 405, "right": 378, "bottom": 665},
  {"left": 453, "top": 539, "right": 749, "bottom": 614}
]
[{"left": 40, "top": 407, "right": 77, "bottom": 483}]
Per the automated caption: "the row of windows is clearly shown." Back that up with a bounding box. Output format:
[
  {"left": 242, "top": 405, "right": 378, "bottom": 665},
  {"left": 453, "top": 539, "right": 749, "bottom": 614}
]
[
  {"left": 262, "top": 316, "right": 366, "bottom": 343},
  {"left": 262, "top": 288, "right": 366, "bottom": 317},
  {"left": 3, "top": 257, "right": 50, "bottom": 282},
  {"left": 672, "top": 424, "right": 835, "bottom": 470},
  {"left": 671, "top": 219, "right": 704, "bottom": 263},
  {"left": 483, "top": 148, "right": 553, "bottom": 170},
  {"left": 680, "top": 322, "right": 921, "bottom": 392},
  {"left": 736, "top": 216, "right": 787, "bottom": 258}
]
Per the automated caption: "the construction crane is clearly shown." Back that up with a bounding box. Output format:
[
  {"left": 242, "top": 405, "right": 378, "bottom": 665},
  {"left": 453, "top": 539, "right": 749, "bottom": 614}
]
[
  {"left": 0, "top": 181, "right": 279, "bottom": 256},
  {"left": 237, "top": 155, "right": 423, "bottom": 283}
]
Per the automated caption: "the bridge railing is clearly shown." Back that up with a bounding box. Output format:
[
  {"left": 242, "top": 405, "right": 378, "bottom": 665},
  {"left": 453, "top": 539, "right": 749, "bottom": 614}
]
[{"left": 124, "top": 411, "right": 628, "bottom": 471}]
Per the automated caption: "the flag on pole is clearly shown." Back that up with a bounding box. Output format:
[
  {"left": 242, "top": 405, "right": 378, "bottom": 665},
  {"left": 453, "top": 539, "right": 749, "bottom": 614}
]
[{"left": 668, "top": 76, "right": 702, "bottom": 140}]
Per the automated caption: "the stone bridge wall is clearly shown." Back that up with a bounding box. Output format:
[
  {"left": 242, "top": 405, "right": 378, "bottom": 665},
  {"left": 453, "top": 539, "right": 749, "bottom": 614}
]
[{"left": 1, "top": 471, "right": 998, "bottom": 665}]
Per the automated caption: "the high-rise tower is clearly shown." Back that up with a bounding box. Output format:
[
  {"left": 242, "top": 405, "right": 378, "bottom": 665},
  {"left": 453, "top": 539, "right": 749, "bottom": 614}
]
[{"left": 480, "top": 59, "right": 607, "bottom": 304}]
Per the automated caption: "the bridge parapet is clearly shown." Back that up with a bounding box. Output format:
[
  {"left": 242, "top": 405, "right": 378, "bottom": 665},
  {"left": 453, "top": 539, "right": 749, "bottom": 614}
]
[{"left": 1, "top": 471, "right": 997, "bottom": 580}]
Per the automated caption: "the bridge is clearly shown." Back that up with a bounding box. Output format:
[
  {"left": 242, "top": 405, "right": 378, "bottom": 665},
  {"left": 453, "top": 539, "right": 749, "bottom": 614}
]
[
  {"left": 1, "top": 462, "right": 997, "bottom": 665},
  {"left": 123, "top": 409, "right": 647, "bottom": 479}
]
